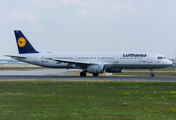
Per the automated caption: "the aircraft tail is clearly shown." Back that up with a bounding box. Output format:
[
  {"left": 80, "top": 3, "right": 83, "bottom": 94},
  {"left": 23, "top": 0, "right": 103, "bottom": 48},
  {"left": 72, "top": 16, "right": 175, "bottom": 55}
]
[{"left": 14, "top": 30, "right": 39, "bottom": 54}]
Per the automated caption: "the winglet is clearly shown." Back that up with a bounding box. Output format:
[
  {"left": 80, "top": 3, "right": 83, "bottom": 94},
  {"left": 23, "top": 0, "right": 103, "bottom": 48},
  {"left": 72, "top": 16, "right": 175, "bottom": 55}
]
[{"left": 14, "top": 30, "right": 39, "bottom": 54}]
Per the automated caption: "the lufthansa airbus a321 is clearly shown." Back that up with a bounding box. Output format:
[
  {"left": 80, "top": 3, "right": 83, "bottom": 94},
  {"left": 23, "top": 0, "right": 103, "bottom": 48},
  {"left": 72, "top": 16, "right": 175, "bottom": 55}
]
[{"left": 5, "top": 30, "right": 172, "bottom": 77}]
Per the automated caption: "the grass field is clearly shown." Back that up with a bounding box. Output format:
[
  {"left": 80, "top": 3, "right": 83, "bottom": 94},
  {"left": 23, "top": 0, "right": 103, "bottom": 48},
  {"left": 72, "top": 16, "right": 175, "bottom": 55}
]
[{"left": 0, "top": 81, "right": 176, "bottom": 119}]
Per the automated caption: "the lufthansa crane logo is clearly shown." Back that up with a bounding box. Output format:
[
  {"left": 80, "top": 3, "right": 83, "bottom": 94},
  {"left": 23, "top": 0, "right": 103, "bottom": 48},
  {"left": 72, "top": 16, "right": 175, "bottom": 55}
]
[{"left": 18, "top": 37, "right": 26, "bottom": 47}]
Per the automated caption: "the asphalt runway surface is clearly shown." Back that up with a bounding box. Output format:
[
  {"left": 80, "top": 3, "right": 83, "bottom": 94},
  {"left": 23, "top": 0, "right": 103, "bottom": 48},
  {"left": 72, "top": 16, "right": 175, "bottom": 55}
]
[
  {"left": 0, "top": 75, "right": 176, "bottom": 82},
  {"left": 0, "top": 68, "right": 176, "bottom": 81}
]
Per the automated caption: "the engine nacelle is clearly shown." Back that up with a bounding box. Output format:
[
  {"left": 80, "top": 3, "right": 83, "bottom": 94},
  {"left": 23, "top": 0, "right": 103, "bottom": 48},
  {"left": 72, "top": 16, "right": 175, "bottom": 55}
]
[
  {"left": 106, "top": 69, "right": 123, "bottom": 73},
  {"left": 86, "top": 64, "right": 106, "bottom": 73}
]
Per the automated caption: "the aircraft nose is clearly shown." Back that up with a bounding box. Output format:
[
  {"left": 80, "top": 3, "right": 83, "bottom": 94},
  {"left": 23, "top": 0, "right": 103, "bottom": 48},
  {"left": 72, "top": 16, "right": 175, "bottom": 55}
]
[{"left": 167, "top": 60, "right": 173, "bottom": 66}]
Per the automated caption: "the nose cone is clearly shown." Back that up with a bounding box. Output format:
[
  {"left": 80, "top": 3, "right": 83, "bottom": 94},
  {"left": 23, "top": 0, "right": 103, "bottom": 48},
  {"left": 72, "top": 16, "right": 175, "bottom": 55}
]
[{"left": 166, "top": 60, "right": 173, "bottom": 66}]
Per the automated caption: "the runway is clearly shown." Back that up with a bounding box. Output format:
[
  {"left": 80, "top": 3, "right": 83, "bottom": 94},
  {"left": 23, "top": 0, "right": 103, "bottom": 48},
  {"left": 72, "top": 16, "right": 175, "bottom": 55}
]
[
  {"left": 0, "top": 75, "right": 176, "bottom": 82},
  {"left": 0, "top": 68, "right": 176, "bottom": 81}
]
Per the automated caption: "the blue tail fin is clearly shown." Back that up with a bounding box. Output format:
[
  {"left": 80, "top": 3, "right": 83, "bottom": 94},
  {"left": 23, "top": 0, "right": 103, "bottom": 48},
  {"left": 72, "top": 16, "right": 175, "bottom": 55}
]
[{"left": 14, "top": 30, "right": 39, "bottom": 54}]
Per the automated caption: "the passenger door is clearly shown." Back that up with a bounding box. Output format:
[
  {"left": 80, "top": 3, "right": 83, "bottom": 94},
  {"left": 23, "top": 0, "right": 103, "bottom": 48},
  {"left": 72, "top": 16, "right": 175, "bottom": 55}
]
[
  {"left": 114, "top": 55, "right": 119, "bottom": 63},
  {"left": 33, "top": 54, "right": 38, "bottom": 63},
  {"left": 147, "top": 54, "right": 153, "bottom": 63},
  {"left": 74, "top": 56, "right": 79, "bottom": 61}
]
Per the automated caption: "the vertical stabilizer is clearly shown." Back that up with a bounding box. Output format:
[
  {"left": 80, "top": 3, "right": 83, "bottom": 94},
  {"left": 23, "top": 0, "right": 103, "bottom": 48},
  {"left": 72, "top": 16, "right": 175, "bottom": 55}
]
[{"left": 14, "top": 30, "right": 39, "bottom": 54}]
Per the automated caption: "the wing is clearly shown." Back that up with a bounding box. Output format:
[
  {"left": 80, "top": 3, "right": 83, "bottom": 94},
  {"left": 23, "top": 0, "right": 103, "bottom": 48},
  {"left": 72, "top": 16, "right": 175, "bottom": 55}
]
[{"left": 47, "top": 58, "right": 96, "bottom": 68}]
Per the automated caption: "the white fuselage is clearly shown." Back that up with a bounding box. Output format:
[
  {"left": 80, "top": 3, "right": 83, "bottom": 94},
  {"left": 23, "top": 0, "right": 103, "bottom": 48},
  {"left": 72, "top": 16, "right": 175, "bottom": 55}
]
[
  {"left": 9, "top": 30, "right": 172, "bottom": 77},
  {"left": 14, "top": 52, "right": 172, "bottom": 70}
]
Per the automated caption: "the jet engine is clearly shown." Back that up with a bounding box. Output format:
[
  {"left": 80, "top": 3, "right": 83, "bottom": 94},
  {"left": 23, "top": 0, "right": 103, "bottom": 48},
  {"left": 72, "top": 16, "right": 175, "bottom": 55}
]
[
  {"left": 106, "top": 69, "right": 123, "bottom": 73},
  {"left": 86, "top": 64, "right": 106, "bottom": 73}
]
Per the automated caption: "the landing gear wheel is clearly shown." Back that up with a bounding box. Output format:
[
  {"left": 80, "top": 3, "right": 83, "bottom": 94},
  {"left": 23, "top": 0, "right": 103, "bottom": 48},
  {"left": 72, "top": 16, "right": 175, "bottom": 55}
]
[
  {"left": 150, "top": 69, "right": 154, "bottom": 77},
  {"left": 80, "top": 72, "right": 86, "bottom": 77},
  {"left": 92, "top": 73, "right": 99, "bottom": 77},
  {"left": 150, "top": 73, "right": 154, "bottom": 77}
]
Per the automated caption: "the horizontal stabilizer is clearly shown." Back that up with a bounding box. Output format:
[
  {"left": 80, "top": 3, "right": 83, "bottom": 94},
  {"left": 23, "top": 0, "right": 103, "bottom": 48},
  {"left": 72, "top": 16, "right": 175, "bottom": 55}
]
[{"left": 5, "top": 55, "right": 26, "bottom": 59}]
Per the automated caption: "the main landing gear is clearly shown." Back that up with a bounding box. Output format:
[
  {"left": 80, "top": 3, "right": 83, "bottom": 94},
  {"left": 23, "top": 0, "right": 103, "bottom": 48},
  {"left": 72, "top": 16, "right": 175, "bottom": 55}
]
[
  {"left": 80, "top": 72, "right": 86, "bottom": 77},
  {"left": 150, "top": 69, "right": 154, "bottom": 77},
  {"left": 92, "top": 73, "right": 99, "bottom": 77},
  {"left": 80, "top": 72, "right": 99, "bottom": 77}
]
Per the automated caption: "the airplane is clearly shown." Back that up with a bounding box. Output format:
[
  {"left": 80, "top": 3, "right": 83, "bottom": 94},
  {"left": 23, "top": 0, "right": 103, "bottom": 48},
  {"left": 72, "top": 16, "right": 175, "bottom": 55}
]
[{"left": 5, "top": 30, "right": 172, "bottom": 77}]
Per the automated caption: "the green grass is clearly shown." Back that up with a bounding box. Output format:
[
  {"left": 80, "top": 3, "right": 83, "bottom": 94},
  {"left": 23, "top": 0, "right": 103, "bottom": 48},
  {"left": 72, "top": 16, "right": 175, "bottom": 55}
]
[{"left": 0, "top": 81, "right": 176, "bottom": 119}]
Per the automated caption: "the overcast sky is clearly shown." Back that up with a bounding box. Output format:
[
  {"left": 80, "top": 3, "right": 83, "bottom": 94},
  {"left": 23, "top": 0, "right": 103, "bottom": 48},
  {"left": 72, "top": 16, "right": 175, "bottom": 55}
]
[{"left": 0, "top": 0, "right": 176, "bottom": 59}]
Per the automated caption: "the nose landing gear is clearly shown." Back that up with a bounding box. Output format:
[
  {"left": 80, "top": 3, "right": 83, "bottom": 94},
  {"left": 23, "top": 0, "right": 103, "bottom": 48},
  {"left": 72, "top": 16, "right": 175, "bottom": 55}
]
[{"left": 150, "top": 69, "right": 154, "bottom": 77}]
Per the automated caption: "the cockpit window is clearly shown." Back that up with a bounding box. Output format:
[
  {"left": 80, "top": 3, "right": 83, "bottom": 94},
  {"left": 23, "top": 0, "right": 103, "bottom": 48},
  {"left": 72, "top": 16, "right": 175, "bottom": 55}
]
[
  {"left": 158, "top": 57, "right": 166, "bottom": 59},
  {"left": 158, "top": 57, "right": 162, "bottom": 59}
]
